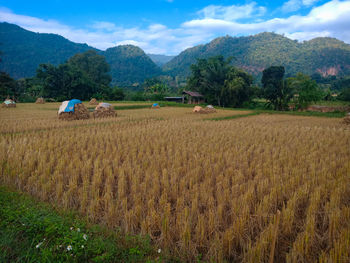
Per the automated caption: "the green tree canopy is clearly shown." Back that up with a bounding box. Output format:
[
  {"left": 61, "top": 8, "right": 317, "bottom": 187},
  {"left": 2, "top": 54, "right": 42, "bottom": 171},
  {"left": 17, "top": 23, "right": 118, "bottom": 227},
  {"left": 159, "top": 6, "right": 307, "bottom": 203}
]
[
  {"left": 0, "top": 72, "right": 18, "bottom": 101},
  {"left": 262, "top": 66, "right": 292, "bottom": 110},
  {"left": 288, "top": 73, "right": 323, "bottom": 109},
  {"left": 187, "top": 56, "right": 253, "bottom": 107}
]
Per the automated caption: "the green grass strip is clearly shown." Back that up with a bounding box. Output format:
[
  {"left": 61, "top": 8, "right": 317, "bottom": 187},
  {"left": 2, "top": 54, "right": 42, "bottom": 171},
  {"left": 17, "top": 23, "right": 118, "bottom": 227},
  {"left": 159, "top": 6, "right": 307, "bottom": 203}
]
[
  {"left": 114, "top": 105, "right": 152, "bottom": 110},
  {"left": 256, "top": 110, "right": 346, "bottom": 118},
  {"left": 206, "top": 112, "right": 260, "bottom": 121},
  {"left": 0, "top": 186, "right": 156, "bottom": 263}
]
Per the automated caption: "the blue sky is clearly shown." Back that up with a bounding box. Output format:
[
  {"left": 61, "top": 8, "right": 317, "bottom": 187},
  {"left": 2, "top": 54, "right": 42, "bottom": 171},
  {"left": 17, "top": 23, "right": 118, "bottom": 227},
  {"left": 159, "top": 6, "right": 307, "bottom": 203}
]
[{"left": 1, "top": 0, "right": 350, "bottom": 55}]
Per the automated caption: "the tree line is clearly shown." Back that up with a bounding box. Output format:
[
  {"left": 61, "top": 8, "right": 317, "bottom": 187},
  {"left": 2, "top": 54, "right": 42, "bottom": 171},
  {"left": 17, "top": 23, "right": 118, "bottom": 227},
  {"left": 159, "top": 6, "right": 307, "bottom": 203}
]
[
  {"left": 186, "top": 55, "right": 350, "bottom": 110},
  {"left": 0, "top": 50, "right": 124, "bottom": 102},
  {"left": 1, "top": 51, "right": 350, "bottom": 108}
]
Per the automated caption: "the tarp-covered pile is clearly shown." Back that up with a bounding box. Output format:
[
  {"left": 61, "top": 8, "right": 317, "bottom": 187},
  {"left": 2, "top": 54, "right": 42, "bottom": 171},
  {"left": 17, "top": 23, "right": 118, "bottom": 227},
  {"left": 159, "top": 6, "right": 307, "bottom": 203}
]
[
  {"left": 151, "top": 103, "right": 160, "bottom": 109},
  {"left": 93, "top": 102, "right": 116, "bottom": 118},
  {"left": 2, "top": 99, "right": 16, "bottom": 108},
  {"left": 58, "top": 99, "right": 90, "bottom": 120}
]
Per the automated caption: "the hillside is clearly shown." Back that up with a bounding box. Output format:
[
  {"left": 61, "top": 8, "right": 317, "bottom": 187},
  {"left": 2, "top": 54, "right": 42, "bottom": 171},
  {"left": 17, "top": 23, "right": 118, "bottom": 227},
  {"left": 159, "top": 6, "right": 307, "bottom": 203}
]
[
  {"left": 147, "top": 54, "right": 175, "bottom": 66},
  {"left": 163, "top": 32, "right": 350, "bottom": 78},
  {"left": 105, "top": 46, "right": 161, "bottom": 86},
  {"left": 0, "top": 22, "right": 95, "bottom": 79},
  {"left": 0, "top": 23, "right": 161, "bottom": 86}
]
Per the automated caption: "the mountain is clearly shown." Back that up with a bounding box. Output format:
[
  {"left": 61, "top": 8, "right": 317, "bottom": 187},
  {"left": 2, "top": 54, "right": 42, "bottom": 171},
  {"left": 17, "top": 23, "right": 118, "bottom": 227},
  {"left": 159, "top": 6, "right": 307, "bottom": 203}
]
[
  {"left": 147, "top": 54, "right": 175, "bottom": 66},
  {"left": 0, "top": 22, "right": 95, "bottom": 79},
  {"left": 0, "top": 22, "right": 161, "bottom": 86},
  {"left": 105, "top": 45, "right": 161, "bottom": 86},
  {"left": 163, "top": 32, "right": 350, "bottom": 78}
]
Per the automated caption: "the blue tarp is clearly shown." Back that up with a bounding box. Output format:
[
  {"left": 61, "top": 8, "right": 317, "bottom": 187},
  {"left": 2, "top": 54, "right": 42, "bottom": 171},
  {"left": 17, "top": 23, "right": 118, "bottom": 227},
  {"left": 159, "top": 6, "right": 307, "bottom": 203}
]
[
  {"left": 64, "top": 99, "right": 82, "bottom": 112},
  {"left": 152, "top": 103, "right": 159, "bottom": 107}
]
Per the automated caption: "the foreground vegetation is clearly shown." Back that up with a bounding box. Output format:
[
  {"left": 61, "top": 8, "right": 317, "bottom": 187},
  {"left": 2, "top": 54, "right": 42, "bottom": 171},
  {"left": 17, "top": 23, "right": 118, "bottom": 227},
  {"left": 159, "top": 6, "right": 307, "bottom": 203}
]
[
  {"left": 1, "top": 104, "right": 350, "bottom": 262},
  {"left": 0, "top": 186, "right": 156, "bottom": 262}
]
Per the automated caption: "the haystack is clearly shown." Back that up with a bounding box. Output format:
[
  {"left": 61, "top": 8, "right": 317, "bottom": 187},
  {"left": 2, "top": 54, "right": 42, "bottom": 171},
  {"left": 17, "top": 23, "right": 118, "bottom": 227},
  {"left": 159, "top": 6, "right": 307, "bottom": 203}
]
[
  {"left": 89, "top": 98, "right": 98, "bottom": 105},
  {"left": 193, "top": 106, "right": 203, "bottom": 113},
  {"left": 2, "top": 99, "right": 16, "bottom": 108},
  {"left": 343, "top": 113, "right": 350, "bottom": 125},
  {"left": 193, "top": 105, "right": 216, "bottom": 114},
  {"left": 58, "top": 99, "right": 90, "bottom": 120},
  {"left": 93, "top": 102, "right": 116, "bottom": 118},
  {"left": 35, "top": 97, "right": 45, "bottom": 104},
  {"left": 151, "top": 103, "right": 160, "bottom": 109},
  {"left": 205, "top": 105, "right": 216, "bottom": 113}
]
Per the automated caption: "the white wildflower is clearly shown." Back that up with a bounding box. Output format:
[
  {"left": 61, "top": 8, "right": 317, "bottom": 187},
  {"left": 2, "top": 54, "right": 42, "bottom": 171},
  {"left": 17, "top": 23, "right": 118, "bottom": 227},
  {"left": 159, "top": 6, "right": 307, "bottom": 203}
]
[
  {"left": 158, "top": 248, "right": 161, "bottom": 253},
  {"left": 67, "top": 245, "right": 72, "bottom": 251},
  {"left": 35, "top": 242, "right": 43, "bottom": 249},
  {"left": 77, "top": 228, "right": 80, "bottom": 232},
  {"left": 83, "top": 234, "right": 88, "bottom": 241},
  {"left": 81, "top": 245, "right": 84, "bottom": 248},
  {"left": 70, "top": 227, "right": 74, "bottom": 230}
]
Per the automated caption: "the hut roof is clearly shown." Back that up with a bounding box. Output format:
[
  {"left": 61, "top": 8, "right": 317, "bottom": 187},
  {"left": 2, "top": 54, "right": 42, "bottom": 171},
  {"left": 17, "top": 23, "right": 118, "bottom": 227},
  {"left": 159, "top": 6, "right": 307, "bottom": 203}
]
[{"left": 182, "top": 91, "right": 204, "bottom": 97}]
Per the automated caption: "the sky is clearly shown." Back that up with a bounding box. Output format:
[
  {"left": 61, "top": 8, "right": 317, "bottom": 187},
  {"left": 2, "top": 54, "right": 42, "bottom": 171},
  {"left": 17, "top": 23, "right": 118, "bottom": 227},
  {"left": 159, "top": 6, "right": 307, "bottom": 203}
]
[{"left": 1, "top": 0, "right": 350, "bottom": 55}]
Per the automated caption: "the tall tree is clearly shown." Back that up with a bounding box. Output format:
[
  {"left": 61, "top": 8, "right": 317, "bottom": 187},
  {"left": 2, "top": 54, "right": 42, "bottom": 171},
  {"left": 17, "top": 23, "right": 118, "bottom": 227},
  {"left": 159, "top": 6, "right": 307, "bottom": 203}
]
[
  {"left": 223, "top": 68, "right": 254, "bottom": 107},
  {"left": 0, "top": 72, "right": 17, "bottom": 101},
  {"left": 287, "top": 73, "right": 323, "bottom": 109},
  {"left": 67, "top": 50, "right": 111, "bottom": 89},
  {"left": 262, "top": 66, "right": 292, "bottom": 110},
  {"left": 188, "top": 56, "right": 232, "bottom": 106}
]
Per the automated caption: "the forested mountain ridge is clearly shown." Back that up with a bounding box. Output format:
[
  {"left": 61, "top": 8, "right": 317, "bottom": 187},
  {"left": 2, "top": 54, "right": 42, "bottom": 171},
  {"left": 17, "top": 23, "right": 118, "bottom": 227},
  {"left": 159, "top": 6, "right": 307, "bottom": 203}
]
[
  {"left": 105, "top": 45, "right": 161, "bottom": 86},
  {"left": 0, "top": 22, "right": 161, "bottom": 86},
  {"left": 0, "top": 22, "right": 95, "bottom": 79},
  {"left": 163, "top": 32, "right": 350, "bottom": 78},
  {"left": 147, "top": 54, "right": 175, "bottom": 66}
]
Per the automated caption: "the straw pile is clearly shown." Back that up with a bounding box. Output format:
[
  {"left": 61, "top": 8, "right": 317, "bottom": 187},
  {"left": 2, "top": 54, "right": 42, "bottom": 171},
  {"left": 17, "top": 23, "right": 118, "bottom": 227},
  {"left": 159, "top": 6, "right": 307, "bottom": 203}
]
[
  {"left": 2, "top": 99, "right": 16, "bottom": 108},
  {"left": 35, "top": 97, "right": 45, "bottom": 104},
  {"left": 343, "top": 114, "right": 350, "bottom": 125},
  {"left": 93, "top": 103, "right": 116, "bottom": 118},
  {"left": 89, "top": 98, "right": 98, "bottom": 105},
  {"left": 58, "top": 103, "right": 90, "bottom": 120},
  {"left": 193, "top": 105, "right": 216, "bottom": 114}
]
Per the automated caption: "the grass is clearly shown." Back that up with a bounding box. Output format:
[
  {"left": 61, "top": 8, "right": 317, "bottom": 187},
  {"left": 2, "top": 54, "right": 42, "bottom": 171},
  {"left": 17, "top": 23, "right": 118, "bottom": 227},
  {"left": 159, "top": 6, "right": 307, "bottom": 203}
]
[
  {"left": 0, "top": 186, "right": 158, "bottom": 263},
  {"left": 207, "top": 112, "right": 261, "bottom": 121},
  {"left": 114, "top": 104, "right": 152, "bottom": 110}
]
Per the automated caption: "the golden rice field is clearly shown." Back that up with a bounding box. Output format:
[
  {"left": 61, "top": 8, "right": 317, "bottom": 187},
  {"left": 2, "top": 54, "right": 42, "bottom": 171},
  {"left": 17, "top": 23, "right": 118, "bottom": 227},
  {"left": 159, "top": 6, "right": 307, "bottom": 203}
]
[{"left": 1, "top": 103, "right": 350, "bottom": 262}]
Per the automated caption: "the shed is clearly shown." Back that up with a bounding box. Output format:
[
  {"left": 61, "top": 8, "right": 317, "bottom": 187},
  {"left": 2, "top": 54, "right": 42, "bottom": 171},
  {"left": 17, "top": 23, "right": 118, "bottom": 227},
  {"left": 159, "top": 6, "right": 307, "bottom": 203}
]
[
  {"left": 182, "top": 91, "right": 204, "bottom": 104},
  {"left": 164, "top": 97, "right": 183, "bottom": 103}
]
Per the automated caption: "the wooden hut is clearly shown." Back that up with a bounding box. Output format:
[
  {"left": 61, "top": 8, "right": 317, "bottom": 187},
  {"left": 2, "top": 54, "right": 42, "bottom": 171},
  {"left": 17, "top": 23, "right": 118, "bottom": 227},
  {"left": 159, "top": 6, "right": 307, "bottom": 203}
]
[{"left": 182, "top": 91, "right": 204, "bottom": 104}]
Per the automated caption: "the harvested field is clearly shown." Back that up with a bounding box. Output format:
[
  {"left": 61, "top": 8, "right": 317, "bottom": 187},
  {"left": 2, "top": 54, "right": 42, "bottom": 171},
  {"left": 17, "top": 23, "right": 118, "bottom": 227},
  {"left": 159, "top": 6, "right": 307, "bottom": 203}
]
[{"left": 0, "top": 103, "right": 349, "bottom": 262}]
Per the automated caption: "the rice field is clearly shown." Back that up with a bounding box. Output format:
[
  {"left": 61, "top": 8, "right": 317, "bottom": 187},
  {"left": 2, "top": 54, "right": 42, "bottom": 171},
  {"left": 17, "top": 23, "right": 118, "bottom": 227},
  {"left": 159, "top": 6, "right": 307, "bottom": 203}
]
[{"left": 1, "top": 103, "right": 350, "bottom": 262}]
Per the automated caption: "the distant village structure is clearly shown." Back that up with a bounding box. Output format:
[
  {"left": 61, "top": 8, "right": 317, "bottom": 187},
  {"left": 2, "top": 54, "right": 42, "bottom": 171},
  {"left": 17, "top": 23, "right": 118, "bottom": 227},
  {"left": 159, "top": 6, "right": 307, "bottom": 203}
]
[{"left": 164, "top": 90, "right": 204, "bottom": 104}]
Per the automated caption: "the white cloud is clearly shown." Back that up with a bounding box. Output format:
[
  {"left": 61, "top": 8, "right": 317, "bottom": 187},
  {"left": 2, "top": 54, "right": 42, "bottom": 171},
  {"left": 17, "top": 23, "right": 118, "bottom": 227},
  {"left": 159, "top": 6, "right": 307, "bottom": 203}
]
[
  {"left": 282, "top": 0, "right": 320, "bottom": 13},
  {"left": 184, "top": 0, "right": 350, "bottom": 43},
  {"left": 197, "top": 2, "right": 266, "bottom": 21},
  {"left": 0, "top": 1, "right": 350, "bottom": 55}
]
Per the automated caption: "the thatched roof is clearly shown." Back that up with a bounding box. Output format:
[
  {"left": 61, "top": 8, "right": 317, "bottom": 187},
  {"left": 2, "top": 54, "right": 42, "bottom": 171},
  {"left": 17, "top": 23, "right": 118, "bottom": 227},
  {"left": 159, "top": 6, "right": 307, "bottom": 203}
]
[{"left": 182, "top": 91, "right": 204, "bottom": 97}]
